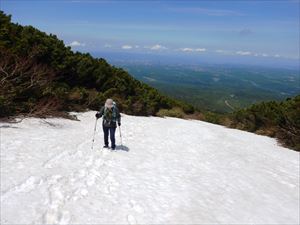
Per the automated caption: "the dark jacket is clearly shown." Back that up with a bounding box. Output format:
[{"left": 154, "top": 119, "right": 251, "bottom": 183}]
[{"left": 98, "top": 106, "right": 121, "bottom": 128}]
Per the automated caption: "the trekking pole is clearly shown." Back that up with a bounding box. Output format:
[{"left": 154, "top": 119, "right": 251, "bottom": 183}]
[
  {"left": 118, "top": 125, "right": 123, "bottom": 147},
  {"left": 91, "top": 118, "right": 98, "bottom": 150}
]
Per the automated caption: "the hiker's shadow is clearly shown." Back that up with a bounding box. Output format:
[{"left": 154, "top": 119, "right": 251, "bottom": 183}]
[{"left": 116, "top": 145, "right": 130, "bottom": 152}]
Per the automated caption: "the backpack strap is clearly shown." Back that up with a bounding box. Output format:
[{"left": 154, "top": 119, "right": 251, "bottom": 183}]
[
  {"left": 103, "top": 106, "right": 117, "bottom": 122},
  {"left": 112, "top": 107, "right": 117, "bottom": 122}
]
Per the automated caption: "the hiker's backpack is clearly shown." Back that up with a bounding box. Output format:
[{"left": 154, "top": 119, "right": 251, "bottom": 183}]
[{"left": 103, "top": 102, "right": 117, "bottom": 125}]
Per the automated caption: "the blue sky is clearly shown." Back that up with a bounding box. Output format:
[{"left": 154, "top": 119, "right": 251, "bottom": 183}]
[{"left": 2, "top": 0, "right": 299, "bottom": 67}]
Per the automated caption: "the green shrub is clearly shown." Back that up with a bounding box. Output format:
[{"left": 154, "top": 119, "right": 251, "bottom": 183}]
[
  {"left": 68, "top": 87, "right": 88, "bottom": 104},
  {"left": 0, "top": 95, "right": 12, "bottom": 117},
  {"left": 203, "top": 111, "right": 223, "bottom": 124},
  {"left": 156, "top": 107, "right": 185, "bottom": 118},
  {"left": 88, "top": 91, "right": 105, "bottom": 110},
  {"left": 229, "top": 96, "right": 300, "bottom": 151}
]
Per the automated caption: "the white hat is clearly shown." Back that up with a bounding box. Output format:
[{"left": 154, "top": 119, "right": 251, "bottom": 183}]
[{"left": 105, "top": 98, "right": 114, "bottom": 108}]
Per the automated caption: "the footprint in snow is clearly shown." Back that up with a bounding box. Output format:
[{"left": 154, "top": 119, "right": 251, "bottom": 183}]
[
  {"left": 1, "top": 176, "right": 39, "bottom": 202},
  {"left": 86, "top": 174, "right": 97, "bottom": 186},
  {"left": 16, "top": 162, "right": 24, "bottom": 169},
  {"left": 94, "top": 159, "right": 105, "bottom": 168},
  {"left": 59, "top": 210, "right": 71, "bottom": 224},
  {"left": 127, "top": 214, "right": 137, "bottom": 224},
  {"left": 44, "top": 209, "right": 71, "bottom": 224},
  {"left": 85, "top": 156, "right": 94, "bottom": 167},
  {"left": 72, "top": 188, "right": 89, "bottom": 200},
  {"left": 77, "top": 169, "right": 86, "bottom": 178},
  {"left": 105, "top": 173, "right": 120, "bottom": 188},
  {"left": 130, "top": 200, "right": 145, "bottom": 213},
  {"left": 80, "top": 188, "right": 88, "bottom": 196}
]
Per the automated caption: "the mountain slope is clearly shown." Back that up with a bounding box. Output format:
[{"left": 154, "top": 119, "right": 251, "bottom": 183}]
[
  {"left": 228, "top": 95, "right": 300, "bottom": 151},
  {"left": 1, "top": 11, "right": 299, "bottom": 151},
  {"left": 0, "top": 11, "right": 193, "bottom": 118},
  {"left": 1, "top": 112, "right": 299, "bottom": 224}
]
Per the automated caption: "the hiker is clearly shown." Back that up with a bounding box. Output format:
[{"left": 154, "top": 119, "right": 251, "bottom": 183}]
[{"left": 95, "top": 99, "right": 121, "bottom": 150}]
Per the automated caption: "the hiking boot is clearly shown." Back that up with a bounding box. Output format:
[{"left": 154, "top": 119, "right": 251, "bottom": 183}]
[{"left": 103, "top": 145, "right": 109, "bottom": 148}]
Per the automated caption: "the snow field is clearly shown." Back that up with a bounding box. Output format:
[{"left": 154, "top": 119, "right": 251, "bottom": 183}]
[{"left": 0, "top": 111, "right": 299, "bottom": 224}]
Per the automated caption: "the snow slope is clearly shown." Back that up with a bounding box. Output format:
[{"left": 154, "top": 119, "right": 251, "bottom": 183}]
[{"left": 1, "top": 111, "right": 299, "bottom": 224}]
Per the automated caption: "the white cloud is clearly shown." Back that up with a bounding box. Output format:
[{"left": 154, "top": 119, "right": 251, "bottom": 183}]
[
  {"left": 149, "top": 44, "right": 167, "bottom": 50},
  {"left": 254, "top": 53, "right": 270, "bottom": 57},
  {"left": 217, "top": 49, "right": 280, "bottom": 58},
  {"left": 68, "top": 41, "right": 86, "bottom": 47},
  {"left": 122, "top": 45, "right": 133, "bottom": 49},
  {"left": 180, "top": 47, "right": 206, "bottom": 52},
  {"left": 143, "top": 44, "right": 167, "bottom": 50},
  {"left": 180, "top": 48, "right": 194, "bottom": 52},
  {"left": 121, "top": 44, "right": 139, "bottom": 49},
  {"left": 236, "top": 51, "right": 252, "bottom": 56},
  {"left": 195, "top": 48, "right": 206, "bottom": 52}
]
